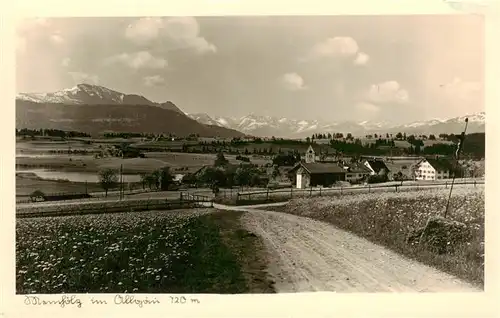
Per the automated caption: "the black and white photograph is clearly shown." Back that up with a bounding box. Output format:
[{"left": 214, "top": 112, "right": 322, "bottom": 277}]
[{"left": 10, "top": 9, "right": 490, "bottom": 304}]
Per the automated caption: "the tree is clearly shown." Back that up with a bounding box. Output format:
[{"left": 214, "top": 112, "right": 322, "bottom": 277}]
[
  {"left": 214, "top": 152, "right": 229, "bottom": 167},
  {"left": 30, "top": 190, "right": 46, "bottom": 202},
  {"left": 139, "top": 173, "right": 148, "bottom": 189},
  {"left": 396, "top": 132, "right": 403, "bottom": 140},
  {"left": 152, "top": 170, "right": 161, "bottom": 190},
  {"left": 98, "top": 168, "right": 119, "bottom": 197},
  {"left": 234, "top": 166, "right": 253, "bottom": 186},
  {"left": 429, "top": 134, "right": 436, "bottom": 140},
  {"left": 159, "top": 167, "right": 174, "bottom": 190},
  {"left": 272, "top": 165, "right": 280, "bottom": 179}
]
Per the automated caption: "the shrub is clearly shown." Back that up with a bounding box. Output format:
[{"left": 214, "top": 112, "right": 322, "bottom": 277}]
[{"left": 29, "top": 190, "right": 46, "bottom": 202}]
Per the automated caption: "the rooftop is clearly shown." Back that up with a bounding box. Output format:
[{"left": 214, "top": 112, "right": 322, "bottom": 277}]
[{"left": 300, "top": 162, "right": 346, "bottom": 174}]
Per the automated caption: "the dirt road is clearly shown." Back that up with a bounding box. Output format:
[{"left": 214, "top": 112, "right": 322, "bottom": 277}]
[{"left": 215, "top": 204, "right": 481, "bottom": 293}]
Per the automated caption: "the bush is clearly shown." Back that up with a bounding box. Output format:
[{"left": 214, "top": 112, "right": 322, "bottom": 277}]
[
  {"left": 29, "top": 190, "right": 46, "bottom": 202},
  {"left": 367, "top": 174, "right": 389, "bottom": 184}
]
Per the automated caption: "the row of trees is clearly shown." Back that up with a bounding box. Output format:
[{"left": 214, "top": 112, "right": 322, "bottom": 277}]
[
  {"left": 101, "top": 132, "right": 202, "bottom": 140},
  {"left": 312, "top": 132, "right": 445, "bottom": 141},
  {"left": 16, "top": 128, "right": 91, "bottom": 138}
]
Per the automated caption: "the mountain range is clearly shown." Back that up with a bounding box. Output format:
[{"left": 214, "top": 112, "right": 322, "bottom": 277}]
[
  {"left": 16, "top": 84, "right": 485, "bottom": 138},
  {"left": 186, "top": 112, "right": 485, "bottom": 138},
  {"left": 16, "top": 84, "right": 244, "bottom": 138}
]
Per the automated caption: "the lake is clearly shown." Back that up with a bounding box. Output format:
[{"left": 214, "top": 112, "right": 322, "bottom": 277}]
[{"left": 16, "top": 169, "right": 142, "bottom": 183}]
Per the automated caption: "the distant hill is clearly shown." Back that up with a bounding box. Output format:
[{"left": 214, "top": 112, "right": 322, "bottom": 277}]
[
  {"left": 16, "top": 98, "right": 244, "bottom": 138},
  {"left": 17, "top": 83, "right": 183, "bottom": 113}
]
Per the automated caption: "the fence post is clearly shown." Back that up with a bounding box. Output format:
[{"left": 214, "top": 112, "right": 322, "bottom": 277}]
[
  {"left": 291, "top": 187, "right": 293, "bottom": 199},
  {"left": 319, "top": 187, "right": 322, "bottom": 196},
  {"left": 395, "top": 185, "right": 398, "bottom": 193},
  {"left": 266, "top": 188, "right": 269, "bottom": 201},
  {"left": 474, "top": 180, "right": 477, "bottom": 188},
  {"left": 310, "top": 186, "right": 313, "bottom": 197},
  {"left": 445, "top": 182, "right": 447, "bottom": 189},
  {"left": 340, "top": 187, "right": 343, "bottom": 195}
]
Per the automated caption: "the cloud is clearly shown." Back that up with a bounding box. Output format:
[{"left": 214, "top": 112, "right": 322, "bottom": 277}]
[
  {"left": 61, "top": 58, "right": 71, "bottom": 67},
  {"left": 367, "top": 81, "right": 409, "bottom": 104},
  {"left": 68, "top": 72, "right": 99, "bottom": 85},
  {"left": 143, "top": 75, "right": 166, "bottom": 87},
  {"left": 49, "top": 32, "right": 64, "bottom": 45},
  {"left": 305, "top": 36, "right": 369, "bottom": 66},
  {"left": 17, "top": 18, "right": 65, "bottom": 49},
  {"left": 354, "top": 52, "right": 369, "bottom": 65},
  {"left": 125, "top": 17, "right": 164, "bottom": 44},
  {"left": 282, "top": 72, "right": 306, "bottom": 91},
  {"left": 309, "top": 36, "right": 358, "bottom": 58},
  {"left": 104, "top": 51, "right": 167, "bottom": 70},
  {"left": 440, "top": 77, "right": 481, "bottom": 101},
  {"left": 125, "top": 17, "right": 216, "bottom": 54},
  {"left": 16, "top": 18, "right": 50, "bottom": 34}
]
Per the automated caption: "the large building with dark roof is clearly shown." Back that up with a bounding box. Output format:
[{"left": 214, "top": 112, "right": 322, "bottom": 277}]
[{"left": 289, "top": 145, "right": 347, "bottom": 188}]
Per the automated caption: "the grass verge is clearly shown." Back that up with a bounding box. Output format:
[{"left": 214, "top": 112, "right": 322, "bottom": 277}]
[
  {"left": 16, "top": 209, "right": 274, "bottom": 294},
  {"left": 214, "top": 196, "right": 289, "bottom": 206},
  {"left": 267, "top": 187, "right": 484, "bottom": 287}
]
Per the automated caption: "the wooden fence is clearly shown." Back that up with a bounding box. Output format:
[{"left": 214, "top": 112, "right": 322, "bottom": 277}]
[
  {"left": 16, "top": 193, "right": 214, "bottom": 218},
  {"left": 234, "top": 180, "right": 484, "bottom": 202}
]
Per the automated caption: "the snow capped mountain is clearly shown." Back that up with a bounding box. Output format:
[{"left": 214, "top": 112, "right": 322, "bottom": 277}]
[
  {"left": 16, "top": 83, "right": 183, "bottom": 113},
  {"left": 187, "top": 112, "right": 485, "bottom": 138},
  {"left": 186, "top": 113, "right": 228, "bottom": 127},
  {"left": 447, "top": 112, "right": 485, "bottom": 123},
  {"left": 403, "top": 119, "right": 444, "bottom": 128}
]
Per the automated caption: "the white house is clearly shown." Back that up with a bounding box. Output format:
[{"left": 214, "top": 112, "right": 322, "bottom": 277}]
[{"left": 414, "top": 158, "right": 453, "bottom": 181}]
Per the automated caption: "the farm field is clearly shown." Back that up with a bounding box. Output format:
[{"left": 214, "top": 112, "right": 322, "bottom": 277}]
[
  {"left": 16, "top": 209, "right": 274, "bottom": 294},
  {"left": 16, "top": 173, "right": 104, "bottom": 197},
  {"left": 266, "top": 186, "right": 485, "bottom": 287}
]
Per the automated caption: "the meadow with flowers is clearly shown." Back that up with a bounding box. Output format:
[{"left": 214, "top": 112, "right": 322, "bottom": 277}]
[
  {"left": 16, "top": 208, "right": 274, "bottom": 294},
  {"left": 267, "top": 186, "right": 485, "bottom": 287}
]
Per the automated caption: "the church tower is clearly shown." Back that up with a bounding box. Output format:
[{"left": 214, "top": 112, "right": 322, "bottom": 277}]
[{"left": 305, "top": 145, "right": 316, "bottom": 163}]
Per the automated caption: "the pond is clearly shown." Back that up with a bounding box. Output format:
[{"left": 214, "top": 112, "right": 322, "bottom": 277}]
[{"left": 16, "top": 168, "right": 142, "bottom": 183}]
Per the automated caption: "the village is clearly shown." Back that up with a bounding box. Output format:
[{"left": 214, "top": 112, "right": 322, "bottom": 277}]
[{"left": 12, "top": 15, "right": 487, "bottom": 301}]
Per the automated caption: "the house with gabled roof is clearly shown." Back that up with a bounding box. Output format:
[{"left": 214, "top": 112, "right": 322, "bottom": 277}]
[
  {"left": 343, "top": 162, "right": 372, "bottom": 183},
  {"left": 414, "top": 157, "right": 455, "bottom": 180},
  {"left": 289, "top": 145, "right": 346, "bottom": 188},
  {"left": 363, "top": 159, "right": 392, "bottom": 179}
]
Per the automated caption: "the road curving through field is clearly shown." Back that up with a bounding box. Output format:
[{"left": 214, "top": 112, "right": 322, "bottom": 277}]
[{"left": 214, "top": 203, "right": 481, "bottom": 293}]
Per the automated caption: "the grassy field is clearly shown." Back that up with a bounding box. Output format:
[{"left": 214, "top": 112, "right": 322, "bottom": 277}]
[
  {"left": 267, "top": 187, "right": 484, "bottom": 287},
  {"left": 16, "top": 174, "right": 105, "bottom": 197},
  {"left": 16, "top": 209, "right": 275, "bottom": 294},
  {"left": 16, "top": 152, "right": 272, "bottom": 175}
]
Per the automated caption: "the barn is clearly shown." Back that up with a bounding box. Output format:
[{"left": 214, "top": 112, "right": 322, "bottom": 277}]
[{"left": 289, "top": 145, "right": 346, "bottom": 188}]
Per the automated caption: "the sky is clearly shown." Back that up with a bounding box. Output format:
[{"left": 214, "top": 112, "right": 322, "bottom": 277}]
[{"left": 16, "top": 15, "right": 484, "bottom": 124}]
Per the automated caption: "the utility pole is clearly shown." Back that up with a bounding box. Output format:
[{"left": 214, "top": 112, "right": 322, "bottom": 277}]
[{"left": 444, "top": 118, "right": 468, "bottom": 218}]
